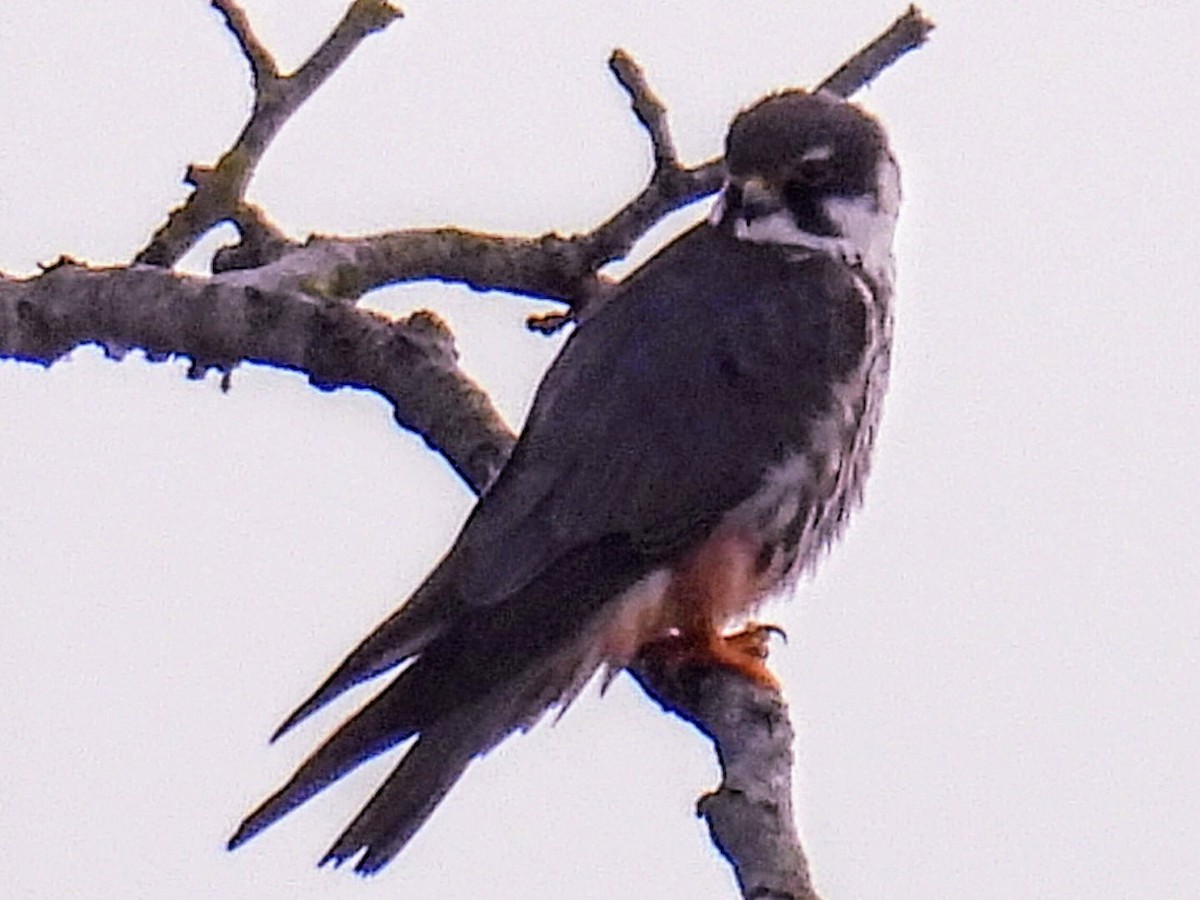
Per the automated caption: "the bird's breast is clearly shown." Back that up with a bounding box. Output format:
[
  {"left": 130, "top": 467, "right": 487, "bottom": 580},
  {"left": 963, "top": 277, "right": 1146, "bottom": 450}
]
[
  {"left": 596, "top": 266, "right": 893, "bottom": 674},
  {"left": 726, "top": 271, "right": 893, "bottom": 593}
]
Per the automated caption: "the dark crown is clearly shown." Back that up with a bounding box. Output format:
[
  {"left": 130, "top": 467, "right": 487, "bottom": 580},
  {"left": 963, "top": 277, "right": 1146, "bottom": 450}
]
[{"left": 725, "top": 90, "right": 890, "bottom": 197}]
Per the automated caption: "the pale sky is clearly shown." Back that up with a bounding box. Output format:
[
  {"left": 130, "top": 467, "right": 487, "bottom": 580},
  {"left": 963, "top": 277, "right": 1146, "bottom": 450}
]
[{"left": 2, "top": 2, "right": 1198, "bottom": 898}]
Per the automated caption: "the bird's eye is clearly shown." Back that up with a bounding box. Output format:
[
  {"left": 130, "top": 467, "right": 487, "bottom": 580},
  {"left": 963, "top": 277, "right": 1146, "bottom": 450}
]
[
  {"left": 791, "top": 157, "right": 832, "bottom": 186},
  {"left": 782, "top": 159, "right": 834, "bottom": 207}
]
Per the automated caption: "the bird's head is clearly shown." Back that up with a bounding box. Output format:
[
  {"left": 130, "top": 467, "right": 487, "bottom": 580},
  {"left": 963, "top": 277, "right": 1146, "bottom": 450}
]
[{"left": 710, "top": 89, "right": 900, "bottom": 287}]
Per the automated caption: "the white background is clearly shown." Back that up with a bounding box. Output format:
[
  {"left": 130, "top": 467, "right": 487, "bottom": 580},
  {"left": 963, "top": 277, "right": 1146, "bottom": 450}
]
[{"left": 1, "top": 2, "right": 1197, "bottom": 897}]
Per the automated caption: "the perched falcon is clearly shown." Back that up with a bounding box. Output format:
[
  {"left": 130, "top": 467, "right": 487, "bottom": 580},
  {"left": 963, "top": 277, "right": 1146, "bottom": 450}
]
[{"left": 229, "top": 88, "right": 900, "bottom": 873}]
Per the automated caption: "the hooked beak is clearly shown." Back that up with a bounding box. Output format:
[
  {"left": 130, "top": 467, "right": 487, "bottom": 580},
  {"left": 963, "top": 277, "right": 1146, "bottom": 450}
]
[{"left": 709, "top": 175, "right": 785, "bottom": 227}]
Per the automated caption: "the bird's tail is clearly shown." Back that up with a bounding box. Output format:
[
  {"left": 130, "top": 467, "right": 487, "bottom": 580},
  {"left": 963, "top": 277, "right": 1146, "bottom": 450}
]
[
  {"left": 229, "top": 631, "right": 607, "bottom": 872},
  {"left": 319, "top": 702, "right": 504, "bottom": 872},
  {"left": 229, "top": 536, "right": 651, "bottom": 871},
  {"left": 269, "top": 561, "right": 464, "bottom": 742}
]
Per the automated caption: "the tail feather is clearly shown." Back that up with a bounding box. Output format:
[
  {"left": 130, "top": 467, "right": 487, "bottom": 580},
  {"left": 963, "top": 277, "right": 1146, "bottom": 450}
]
[
  {"left": 320, "top": 725, "right": 475, "bottom": 873},
  {"left": 318, "top": 639, "right": 593, "bottom": 874},
  {"left": 232, "top": 536, "right": 656, "bottom": 868},
  {"left": 271, "top": 572, "right": 462, "bottom": 741},
  {"left": 229, "top": 673, "right": 428, "bottom": 851}
]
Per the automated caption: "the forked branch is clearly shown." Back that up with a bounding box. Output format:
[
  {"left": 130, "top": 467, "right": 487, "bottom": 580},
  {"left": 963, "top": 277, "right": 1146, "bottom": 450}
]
[{"left": 135, "top": 0, "right": 403, "bottom": 268}]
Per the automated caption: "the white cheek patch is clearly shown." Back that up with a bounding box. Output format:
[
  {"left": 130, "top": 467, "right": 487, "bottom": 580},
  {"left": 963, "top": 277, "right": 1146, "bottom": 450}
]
[
  {"left": 732, "top": 153, "right": 900, "bottom": 289},
  {"left": 876, "top": 154, "right": 902, "bottom": 217},
  {"left": 825, "top": 155, "right": 900, "bottom": 285},
  {"left": 734, "top": 210, "right": 835, "bottom": 250}
]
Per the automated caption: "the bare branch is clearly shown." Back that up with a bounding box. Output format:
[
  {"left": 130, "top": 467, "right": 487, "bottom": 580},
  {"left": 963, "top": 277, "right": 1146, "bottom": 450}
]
[
  {"left": 580, "top": 159, "right": 723, "bottom": 273},
  {"left": 219, "top": 161, "right": 727, "bottom": 313},
  {"left": 631, "top": 658, "right": 819, "bottom": 900},
  {"left": 211, "top": 0, "right": 279, "bottom": 85},
  {"left": 0, "top": 263, "right": 510, "bottom": 493},
  {"left": 609, "top": 49, "right": 678, "bottom": 171},
  {"left": 816, "top": 5, "right": 935, "bottom": 97},
  {"left": 135, "top": 2, "right": 929, "bottom": 315},
  {"left": 213, "top": 201, "right": 298, "bottom": 273},
  {"left": 136, "top": 1, "right": 404, "bottom": 269},
  {"left": 215, "top": 228, "right": 605, "bottom": 303},
  {"left": 290, "top": 0, "right": 404, "bottom": 99}
]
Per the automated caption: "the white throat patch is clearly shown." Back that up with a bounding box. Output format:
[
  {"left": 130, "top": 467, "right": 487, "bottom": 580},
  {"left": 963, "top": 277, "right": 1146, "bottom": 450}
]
[{"left": 713, "top": 154, "right": 900, "bottom": 289}]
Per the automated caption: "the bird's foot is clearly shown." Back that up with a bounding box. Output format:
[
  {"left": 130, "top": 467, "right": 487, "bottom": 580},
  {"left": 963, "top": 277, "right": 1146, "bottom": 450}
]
[
  {"left": 712, "top": 623, "right": 785, "bottom": 688},
  {"left": 640, "top": 623, "right": 784, "bottom": 689}
]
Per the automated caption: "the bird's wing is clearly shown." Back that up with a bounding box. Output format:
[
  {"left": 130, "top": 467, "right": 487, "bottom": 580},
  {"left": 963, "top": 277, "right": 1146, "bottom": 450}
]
[
  {"left": 231, "top": 224, "right": 868, "bottom": 865},
  {"left": 432, "top": 220, "right": 866, "bottom": 608},
  {"left": 273, "top": 223, "right": 859, "bottom": 736}
]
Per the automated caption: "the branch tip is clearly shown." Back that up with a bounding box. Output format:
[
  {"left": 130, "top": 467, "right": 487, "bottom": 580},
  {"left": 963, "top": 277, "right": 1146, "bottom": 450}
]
[
  {"left": 815, "top": 4, "right": 934, "bottom": 98},
  {"left": 609, "top": 48, "right": 678, "bottom": 170},
  {"left": 349, "top": 0, "right": 404, "bottom": 31},
  {"left": 211, "top": 0, "right": 279, "bottom": 84},
  {"left": 138, "top": 0, "right": 405, "bottom": 269}
]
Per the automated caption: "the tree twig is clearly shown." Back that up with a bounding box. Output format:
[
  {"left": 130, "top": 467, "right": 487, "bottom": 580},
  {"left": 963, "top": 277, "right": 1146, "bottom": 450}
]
[
  {"left": 214, "top": 228, "right": 605, "bottom": 303},
  {"left": 0, "top": 263, "right": 511, "bottom": 493},
  {"left": 212, "top": 0, "right": 279, "bottom": 86},
  {"left": 135, "top": 0, "right": 403, "bottom": 268},
  {"left": 212, "top": 200, "right": 296, "bottom": 273},
  {"left": 609, "top": 49, "right": 679, "bottom": 172},
  {"left": 816, "top": 4, "right": 935, "bottom": 97}
]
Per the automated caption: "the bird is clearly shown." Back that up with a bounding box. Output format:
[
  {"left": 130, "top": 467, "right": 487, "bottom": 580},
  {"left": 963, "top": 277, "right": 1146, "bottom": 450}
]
[{"left": 228, "top": 87, "right": 900, "bottom": 874}]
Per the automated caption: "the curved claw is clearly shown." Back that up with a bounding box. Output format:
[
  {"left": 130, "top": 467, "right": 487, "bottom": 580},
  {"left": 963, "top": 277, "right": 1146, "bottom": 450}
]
[{"left": 758, "top": 623, "right": 789, "bottom": 644}]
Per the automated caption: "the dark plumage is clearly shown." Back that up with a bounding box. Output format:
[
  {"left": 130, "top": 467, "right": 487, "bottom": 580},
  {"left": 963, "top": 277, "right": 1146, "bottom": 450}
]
[{"left": 230, "top": 89, "right": 899, "bottom": 873}]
